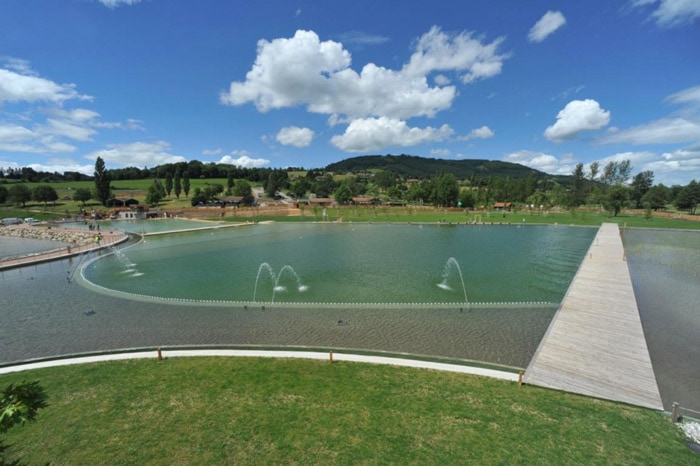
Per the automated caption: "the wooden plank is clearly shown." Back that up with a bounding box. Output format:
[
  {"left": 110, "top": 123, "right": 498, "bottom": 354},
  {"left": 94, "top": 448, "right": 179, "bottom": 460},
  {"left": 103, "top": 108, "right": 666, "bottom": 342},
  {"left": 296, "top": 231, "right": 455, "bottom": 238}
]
[{"left": 524, "top": 223, "right": 663, "bottom": 410}]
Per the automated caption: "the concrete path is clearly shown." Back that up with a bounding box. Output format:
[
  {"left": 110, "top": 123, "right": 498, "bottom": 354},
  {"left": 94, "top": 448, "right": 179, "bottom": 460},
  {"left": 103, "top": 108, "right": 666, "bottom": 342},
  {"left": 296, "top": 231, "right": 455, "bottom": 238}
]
[
  {"left": 524, "top": 223, "right": 663, "bottom": 410},
  {"left": 0, "top": 349, "right": 520, "bottom": 382},
  {"left": 0, "top": 228, "right": 128, "bottom": 271}
]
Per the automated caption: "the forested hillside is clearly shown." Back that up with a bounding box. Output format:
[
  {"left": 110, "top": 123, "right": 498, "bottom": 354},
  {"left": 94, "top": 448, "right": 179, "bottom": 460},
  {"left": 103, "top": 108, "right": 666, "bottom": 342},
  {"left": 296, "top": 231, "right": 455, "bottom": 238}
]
[{"left": 325, "top": 154, "right": 565, "bottom": 182}]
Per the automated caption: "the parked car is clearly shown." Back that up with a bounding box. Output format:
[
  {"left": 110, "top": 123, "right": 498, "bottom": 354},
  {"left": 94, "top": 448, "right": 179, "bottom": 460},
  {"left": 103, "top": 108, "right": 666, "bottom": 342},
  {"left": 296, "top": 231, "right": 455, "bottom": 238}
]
[{"left": 1, "top": 217, "right": 22, "bottom": 226}]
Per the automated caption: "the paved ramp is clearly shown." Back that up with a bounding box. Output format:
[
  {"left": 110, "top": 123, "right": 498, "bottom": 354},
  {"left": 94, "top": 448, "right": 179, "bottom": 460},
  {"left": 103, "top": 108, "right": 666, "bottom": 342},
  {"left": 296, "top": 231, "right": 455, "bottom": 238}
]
[{"left": 524, "top": 223, "right": 663, "bottom": 410}]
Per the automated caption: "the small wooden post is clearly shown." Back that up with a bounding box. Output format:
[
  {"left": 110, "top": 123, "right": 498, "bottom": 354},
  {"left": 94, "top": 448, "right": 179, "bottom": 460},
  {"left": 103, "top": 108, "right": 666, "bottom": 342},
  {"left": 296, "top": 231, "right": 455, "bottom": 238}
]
[
  {"left": 518, "top": 370, "right": 523, "bottom": 388},
  {"left": 622, "top": 251, "right": 626, "bottom": 261},
  {"left": 329, "top": 350, "right": 334, "bottom": 364},
  {"left": 157, "top": 347, "right": 163, "bottom": 361},
  {"left": 671, "top": 402, "right": 682, "bottom": 423}
]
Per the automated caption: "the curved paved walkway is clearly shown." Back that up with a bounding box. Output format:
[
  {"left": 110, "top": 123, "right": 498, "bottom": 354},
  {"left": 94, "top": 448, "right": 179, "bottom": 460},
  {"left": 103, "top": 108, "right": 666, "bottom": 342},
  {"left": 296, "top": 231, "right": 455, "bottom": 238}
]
[
  {"left": 0, "top": 227, "right": 128, "bottom": 271},
  {"left": 0, "top": 349, "right": 520, "bottom": 382}
]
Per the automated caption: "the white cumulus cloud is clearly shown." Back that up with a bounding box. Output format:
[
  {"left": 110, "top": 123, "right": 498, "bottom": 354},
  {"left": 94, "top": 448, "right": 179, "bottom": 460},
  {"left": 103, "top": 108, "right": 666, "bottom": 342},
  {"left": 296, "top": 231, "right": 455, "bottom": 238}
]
[
  {"left": 402, "top": 26, "right": 509, "bottom": 84},
  {"left": 460, "top": 125, "right": 494, "bottom": 141},
  {"left": 528, "top": 11, "right": 567, "bottom": 43},
  {"left": 503, "top": 150, "right": 575, "bottom": 175},
  {"left": 85, "top": 141, "right": 186, "bottom": 167},
  {"left": 0, "top": 67, "right": 91, "bottom": 105},
  {"left": 276, "top": 126, "right": 315, "bottom": 147},
  {"left": 544, "top": 99, "right": 611, "bottom": 141},
  {"left": 330, "top": 117, "right": 454, "bottom": 152},
  {"left": 221, "top": 27, "right": 507, "bottom": 120},
  {"left": 218, "top": 152, "right": 270, "bottom": 168}
]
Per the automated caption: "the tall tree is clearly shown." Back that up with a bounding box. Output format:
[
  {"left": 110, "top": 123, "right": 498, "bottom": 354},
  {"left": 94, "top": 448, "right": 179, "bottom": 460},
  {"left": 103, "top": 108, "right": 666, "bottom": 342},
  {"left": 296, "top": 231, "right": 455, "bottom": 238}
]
[
  {"left": 333, "top": 183, "right": 353, "bottom": 204},
  {"left": 675, "top": 180, "right": 699, "bottom": 215},
  {"left": 601, "top": 161, "right": 617, "bottom": 186},
  {"left": 289, "top": 178, "right": 311, "bottom": 199},
  {"left": 570, "top": 163, "right": 586, "bottom": 207},
  {"left": 600, "top": 160, "right": 632, "bottom": 187},
  {"left": 374, "top": 171, "right": 396, "bottom": 192},
  {"left": 436, "top": 173, "right": 459, "bottom": 207},
  {"left": 182, "top": 171, "right": 190, "bottom": 198},
  {"left": 174, "top": 169, "right": 182, "bottom": 199},
  {"left": 73, "top": 187, "right": 93, "bottom": 207},
  {"left": 602, "top": 184, "right": 630, "bottom": 216},
  {"left": 32, "top": 185, "right": 58, "bottom": 206},
  {"left": 165, "top": 172, "right": 173, "bottom": 197},
  {"left": 588, "top": 161, "right": 600, "bottom": 181},
  {"left": 232, "top": 179, "right": 254, "bottom": 206},
  {"left": 265, "top": 171, "right": 280, "bottom": 197},
  {"left": 226, "top": 170, "right": 235, "bottom": 195},
  {"left": 7, "top": 184, "right": 31, "bottom": 207},
  {"left": 630, "top": 171, "right": 654, "bottom": 208},
  {"left": 94, "top": 156, "right": 111, "bottom": 206},
  {"left": 145, "top": 179, "right": 166, "bottom": 207},
  {"left": 641, "top": 185, "right": 669, "bottom": 211}
]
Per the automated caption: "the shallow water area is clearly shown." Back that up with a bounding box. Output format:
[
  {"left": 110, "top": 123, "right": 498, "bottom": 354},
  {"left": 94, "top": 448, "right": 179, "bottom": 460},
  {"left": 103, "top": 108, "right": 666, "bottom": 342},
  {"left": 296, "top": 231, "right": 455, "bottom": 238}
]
[
  {"left": 0, "top": 236, "right": 71, "bottom": 260},
  {"left": 623, "top": 228, "right": 700, "bottom": 413},
  {"left": 59, "top": 218, "right": 222, "bottom": 234},
  {"left": 0, "top": 256, "right": 555, "bottom": 369}
]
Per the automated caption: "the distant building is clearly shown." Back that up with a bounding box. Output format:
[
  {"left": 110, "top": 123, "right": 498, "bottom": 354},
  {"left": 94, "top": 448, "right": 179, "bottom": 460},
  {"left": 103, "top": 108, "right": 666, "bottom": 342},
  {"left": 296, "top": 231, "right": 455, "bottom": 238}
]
[
  {"left": 307, "top": 198, "right": 334, "bottom": 207},
  {"left": 492, "top": 202, "right": 513, "bottom": 211},
  {"left": 352, "top": 197, "right": 380, "bottom": 205}
]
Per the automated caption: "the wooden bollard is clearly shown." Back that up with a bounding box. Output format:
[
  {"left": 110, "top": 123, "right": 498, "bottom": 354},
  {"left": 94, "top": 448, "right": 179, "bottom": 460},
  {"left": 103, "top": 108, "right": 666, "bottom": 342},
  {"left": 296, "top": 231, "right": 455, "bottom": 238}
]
[
  {"left": 329, "top": 350, "right": 333, "bottom": 364},
  {"left": 518, "top": 371, "right": 523, "bottom": 388},
  {"left": 157, "top": 347, "right": 163, "bottom": 361},
  {"left": 671, "top": 402, "right": 682, "bottom": 423}
]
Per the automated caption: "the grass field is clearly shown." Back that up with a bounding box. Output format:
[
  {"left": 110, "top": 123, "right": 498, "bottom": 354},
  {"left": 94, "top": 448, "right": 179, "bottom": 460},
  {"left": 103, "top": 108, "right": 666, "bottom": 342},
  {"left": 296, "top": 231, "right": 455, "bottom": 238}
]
[
  {"left": 2, "top": 178, "right": 699, "bottom": 230},
  {"left": 1, "top": 357, "right": 696, "bottom": 465},
  {"left": 235, "top": 206, "right": 700, "bottom": 230}
]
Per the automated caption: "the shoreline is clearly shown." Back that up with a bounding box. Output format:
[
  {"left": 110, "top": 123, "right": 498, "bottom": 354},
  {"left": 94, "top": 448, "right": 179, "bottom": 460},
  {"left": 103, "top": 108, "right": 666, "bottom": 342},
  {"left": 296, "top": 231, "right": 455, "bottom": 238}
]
[{"left": 0, "top": 224, "right": 128, "bottom": 271}]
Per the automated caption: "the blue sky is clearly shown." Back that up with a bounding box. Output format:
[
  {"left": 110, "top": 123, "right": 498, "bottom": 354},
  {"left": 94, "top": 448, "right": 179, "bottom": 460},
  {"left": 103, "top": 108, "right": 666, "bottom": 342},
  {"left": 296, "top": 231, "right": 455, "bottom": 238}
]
[{"left": 1, "top": 0, "right": 699, "bottom": 185}]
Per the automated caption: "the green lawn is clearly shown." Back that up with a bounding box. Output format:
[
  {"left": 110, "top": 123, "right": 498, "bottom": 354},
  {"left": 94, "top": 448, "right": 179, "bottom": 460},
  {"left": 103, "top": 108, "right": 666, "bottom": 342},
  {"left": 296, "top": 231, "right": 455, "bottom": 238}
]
[
  {"left": 1, "top": 357, "right": 696, "bottom": 465},
  {"left": 242, "top": 206, "right": 700, "bottom": 230}
]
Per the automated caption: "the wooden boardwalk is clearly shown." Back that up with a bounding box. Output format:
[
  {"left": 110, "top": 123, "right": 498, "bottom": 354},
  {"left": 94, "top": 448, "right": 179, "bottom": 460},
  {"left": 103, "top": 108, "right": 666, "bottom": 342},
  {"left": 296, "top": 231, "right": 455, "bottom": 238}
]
[{"left": 524, "top": 223, "right": 663, "bottom": 410}]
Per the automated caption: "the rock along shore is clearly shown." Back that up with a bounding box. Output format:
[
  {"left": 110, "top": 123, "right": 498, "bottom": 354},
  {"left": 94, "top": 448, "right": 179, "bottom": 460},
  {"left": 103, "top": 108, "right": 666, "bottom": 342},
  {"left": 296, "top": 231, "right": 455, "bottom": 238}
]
[{"left": 0, "top": 224, "right": 98, "bottom": 245}]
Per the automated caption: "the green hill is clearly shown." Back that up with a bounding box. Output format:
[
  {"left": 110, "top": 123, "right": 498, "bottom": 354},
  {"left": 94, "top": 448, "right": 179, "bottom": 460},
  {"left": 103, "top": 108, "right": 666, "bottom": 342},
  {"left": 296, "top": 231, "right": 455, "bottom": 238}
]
[{"left": 325, "top": 154, "right": 564, "bottom": 182}]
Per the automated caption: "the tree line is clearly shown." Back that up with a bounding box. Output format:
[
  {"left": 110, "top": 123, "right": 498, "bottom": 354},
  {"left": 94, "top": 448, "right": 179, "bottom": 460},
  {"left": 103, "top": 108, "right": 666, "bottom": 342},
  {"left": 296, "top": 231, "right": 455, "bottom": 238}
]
[{"left": 2, "top": 157, "right": 699, "bottom": 216}]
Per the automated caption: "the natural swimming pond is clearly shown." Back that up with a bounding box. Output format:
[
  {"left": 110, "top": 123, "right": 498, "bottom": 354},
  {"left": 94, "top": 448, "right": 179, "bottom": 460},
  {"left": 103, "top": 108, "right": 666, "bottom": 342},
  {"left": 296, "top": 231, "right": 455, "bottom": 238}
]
[
  {"left": 81, "top": 223, "right": 597, "bottom": 306},
  {"left": 2, "top": 223, "right": 698, "bottom": 412}
]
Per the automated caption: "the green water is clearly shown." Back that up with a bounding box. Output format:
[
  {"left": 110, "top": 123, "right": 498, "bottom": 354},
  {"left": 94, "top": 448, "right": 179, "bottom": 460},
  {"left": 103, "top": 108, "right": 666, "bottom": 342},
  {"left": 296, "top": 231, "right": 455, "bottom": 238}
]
[{"left": 83, "top": 223, "right": 596, "bottom": 305}]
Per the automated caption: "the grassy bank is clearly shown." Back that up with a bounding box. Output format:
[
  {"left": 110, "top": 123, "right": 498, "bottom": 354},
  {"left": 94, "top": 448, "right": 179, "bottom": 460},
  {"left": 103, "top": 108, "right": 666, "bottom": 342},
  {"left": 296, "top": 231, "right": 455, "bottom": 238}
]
[
  {"left": 1, "top": 357, "right": 696, "bottom": 464},
  {"left": 238, "top": 206, "right": 700, "bottom": 230}
]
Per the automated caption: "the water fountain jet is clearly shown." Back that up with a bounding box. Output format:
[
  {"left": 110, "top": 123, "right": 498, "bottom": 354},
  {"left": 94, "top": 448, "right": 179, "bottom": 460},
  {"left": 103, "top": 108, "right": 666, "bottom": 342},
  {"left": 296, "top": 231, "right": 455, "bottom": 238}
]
[
  {"left": 254, "top": 263, "right": 308, "bottom": 303},
  {"left": 438, "top": 257, "right": 468, "bottom": 304}
]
